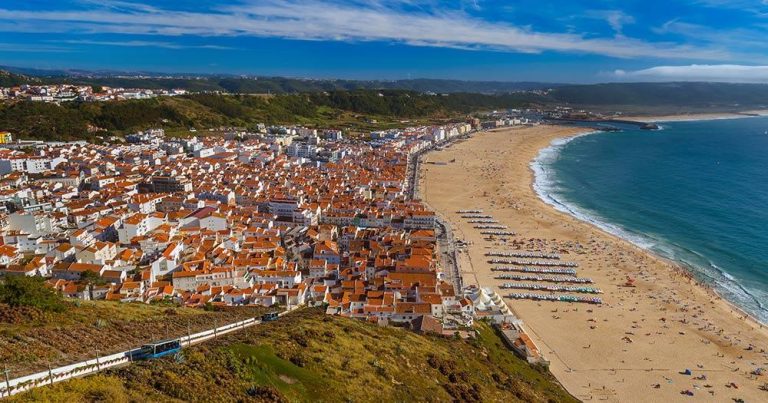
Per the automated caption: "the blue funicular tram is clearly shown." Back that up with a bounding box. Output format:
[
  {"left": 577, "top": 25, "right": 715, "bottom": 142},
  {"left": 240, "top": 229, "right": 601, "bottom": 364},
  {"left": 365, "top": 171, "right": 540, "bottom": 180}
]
[{"left": 130, "top": 339, "right": 182, "bottom": 360}]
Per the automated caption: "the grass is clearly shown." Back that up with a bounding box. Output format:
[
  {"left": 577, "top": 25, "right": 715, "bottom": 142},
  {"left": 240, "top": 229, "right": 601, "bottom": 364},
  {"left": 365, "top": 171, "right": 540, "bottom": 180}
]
[
  {"left": 137, "top": 95, "right": 466, "bottom": 135},
  {"left": 11, "top": 375, "right": 174, "bottom": 403},
  {"left": 0, "top": 300, "right": 204, "bottom": 330},
  {"left": 230, "top": 344, "right": 325, "bottom": 400},
  {"left": 12, "top": 308, "right": 577, "bottom": 402},
  {"left": 0, "top": 300, "right": 266, "bottom": 378}
]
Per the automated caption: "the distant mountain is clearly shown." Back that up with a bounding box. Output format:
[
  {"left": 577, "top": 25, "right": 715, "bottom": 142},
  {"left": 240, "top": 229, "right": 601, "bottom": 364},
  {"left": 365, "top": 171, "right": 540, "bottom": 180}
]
[
  {"left": 356, "top": 78, "right": 560, "bottom": 93},
  {"left": 5, "top": 66, "right": 768, "bottom": 143},
  {"left": 0, "top": 65, "right": 75, "bottom": 77},
  {"left": 5, "top": 67, "right": 768, "bottom": 108},
  {"left": 0, "top": 70, "right": 39, "bottom": 87},
  {"left": 0, "top": 66, "right": 560, "bottom": 94},
  {"left": 548, "top": 82, "right": 768, "bottom": 108}
]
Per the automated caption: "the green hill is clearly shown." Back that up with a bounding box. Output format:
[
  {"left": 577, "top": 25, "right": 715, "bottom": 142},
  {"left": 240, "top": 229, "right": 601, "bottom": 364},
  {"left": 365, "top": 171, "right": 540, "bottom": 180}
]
[
  {"left": 6, "top": 74, "right": 767, "bottom": 143},
  {"left": 0, "top": 68, "right": 557, "bottom": 94},
  {"left": 548, "top": 82, "right": 768, "bottom": 108},
  {"left": 0, "top": 300, "right": 266, "bottom": 378},
  {"left": 0, "top": 91, "right": 533, "bottom": 141},
  {"left": 11, "top": 308, "right": 576, "bottom": 403},
  {"left": 0, "top": 70, "right": 38, "bottom": 87}
]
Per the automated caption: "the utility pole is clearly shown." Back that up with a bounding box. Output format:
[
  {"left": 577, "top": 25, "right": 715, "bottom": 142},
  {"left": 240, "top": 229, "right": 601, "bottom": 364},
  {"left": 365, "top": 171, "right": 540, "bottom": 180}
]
[
  {"left": 214, "top": 319, "right": 218, "bottom": 339},
  {"left": 3, "top": 366, "right": 11, "bottom": 398},
  {"left": 187, "top": 319, "right": 192, "bottom": 345},
  {"left": 47, "top": 362, "right": 53, "bottom": 386},
  {"left": 95, "top": 349, "right": 101, "bottom": 371}
]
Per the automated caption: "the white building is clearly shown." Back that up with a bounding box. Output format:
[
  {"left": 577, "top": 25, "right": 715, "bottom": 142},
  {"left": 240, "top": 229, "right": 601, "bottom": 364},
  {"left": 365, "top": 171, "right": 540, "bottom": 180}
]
[
  {"left": 286, "top": 143, "right": 317, "bottom": 159},
  {"left": 0, "top": 157, "right": 61, "bottom": 175}
]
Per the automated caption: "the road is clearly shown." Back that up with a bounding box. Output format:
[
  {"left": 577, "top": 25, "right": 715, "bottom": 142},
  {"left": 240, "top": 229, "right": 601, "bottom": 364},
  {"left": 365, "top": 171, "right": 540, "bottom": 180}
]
[{"left": 404, "top": 131, "right": 478, "bottom": 294}]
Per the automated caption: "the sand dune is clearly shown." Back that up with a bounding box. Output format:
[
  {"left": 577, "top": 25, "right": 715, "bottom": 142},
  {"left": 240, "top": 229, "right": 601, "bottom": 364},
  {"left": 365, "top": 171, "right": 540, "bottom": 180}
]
[
  {"left": 624, "top": 110, "right": 768, "bottom": 122},
  {"left": 421, "top": 125, "right": 768, "bottom": 402}
]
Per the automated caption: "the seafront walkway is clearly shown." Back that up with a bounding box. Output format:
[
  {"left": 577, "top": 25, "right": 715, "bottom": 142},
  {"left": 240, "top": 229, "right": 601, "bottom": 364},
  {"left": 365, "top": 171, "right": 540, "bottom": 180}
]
[{"left": 406, "top": 131, "right": 478, "bottom": 293}]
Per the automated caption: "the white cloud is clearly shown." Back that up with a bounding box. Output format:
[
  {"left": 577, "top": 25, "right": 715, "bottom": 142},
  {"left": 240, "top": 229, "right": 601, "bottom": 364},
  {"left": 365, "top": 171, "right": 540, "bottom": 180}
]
[
  {"left": 54, "top": 39, "right": 234, "bottom": 50},
  {"left": 0, "top": 1, "right": 736, "bottom": 60},
  {"left": 654, "top": 19, "right": 768, "bottom": 50},
  {"left": 613, "top": 64, "right": 768, "bottom": 82},
  {"left": 584, "top": 10, "right": 636, "bottom": 35},
  {"left": 0, "top": 43, "right": 72, "bottom": 53}
]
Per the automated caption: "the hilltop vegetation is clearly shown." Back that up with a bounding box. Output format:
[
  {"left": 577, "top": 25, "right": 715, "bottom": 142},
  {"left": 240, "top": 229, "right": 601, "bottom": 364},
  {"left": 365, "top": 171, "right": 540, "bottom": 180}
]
[
  {"left": 49, "top": 76, "right": 549, "bottom": 94},
  {"left": 5, "top": 67, "right": 768, "bottom": 142},
  {"left": 0, "top": 91, "right": 532, "bottom": 141},
  {"left": 0, "top": 70, "right": 39, "bottom": 87},
  {"left": 0, "top": 299, "right": 265, "bottom": 377},
  {"left": 5, "top": 67, "right": 768, "bottom": 109},
  {"left": 13, "top": 308, "right": 576, "bottom": 403},
  {"left": 0, "top": 276, "right": 66, "bottom": 312},
  {"left": 549, "top": 82, "right": 768, "bottom": 108},
  {"left": 0, "top": 68, "right": 556, "bottom": 94}
]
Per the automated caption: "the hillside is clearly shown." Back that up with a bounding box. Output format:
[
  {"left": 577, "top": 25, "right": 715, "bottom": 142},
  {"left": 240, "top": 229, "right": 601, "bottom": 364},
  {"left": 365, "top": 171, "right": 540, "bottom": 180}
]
[
  {"left": 46, "top": 77, "right": 555, "bottom": 95},
  {"left": 6, "top": 74, "right": 768, "bottom": 143},
  {"left": 11, "top": 308, "right": 576, "bottom": 403},
  {"left": 0, "top": 91, "right": 533, "bottom": 141},
  {"left": 1, "top": 67, "right": 557, "bottom": 94},
  {"left": 0, "top": 70, "right": 38, "bottom": 87},
  {"left": 6, "top": 67, "right": 768, "bottom": 108},
  {"left": 548, "top": 82, "right": 768, "bottom": 108},
  {"left": 0, "top": 301, "right": 266, "bottom": 378}
]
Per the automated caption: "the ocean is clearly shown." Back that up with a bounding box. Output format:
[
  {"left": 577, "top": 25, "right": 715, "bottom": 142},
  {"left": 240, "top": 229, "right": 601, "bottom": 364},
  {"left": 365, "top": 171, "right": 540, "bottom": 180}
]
[{"left": 533, "top": 117, "right": 768, "bottom": 324}]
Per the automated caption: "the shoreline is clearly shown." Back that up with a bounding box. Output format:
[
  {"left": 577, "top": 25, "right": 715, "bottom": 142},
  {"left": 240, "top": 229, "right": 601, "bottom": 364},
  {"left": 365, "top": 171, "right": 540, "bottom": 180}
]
[
  {"left": 421, "top": 124, "right": 768, "bottom": 402},
  {"left": 623, "top": 109, "right": 768, "bottom": 123},
  {"left": 530, "top": 129, "right": 768, "bottom": 327}
]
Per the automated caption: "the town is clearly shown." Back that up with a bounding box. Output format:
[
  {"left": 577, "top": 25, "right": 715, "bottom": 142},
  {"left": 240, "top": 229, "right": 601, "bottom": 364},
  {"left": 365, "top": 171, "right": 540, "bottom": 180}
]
[
  {"left": 0, "top": 83, "right": 188, "bottom": 102},
  {"left": 0, "top": 117, "right": 538, "bottom": 345}
]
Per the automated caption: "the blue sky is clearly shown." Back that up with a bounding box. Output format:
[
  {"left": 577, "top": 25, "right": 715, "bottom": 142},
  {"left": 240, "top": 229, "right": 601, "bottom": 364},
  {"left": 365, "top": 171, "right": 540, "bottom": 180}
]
[{"left": 1, "top": 0, "right": 768, "bottom": 82}]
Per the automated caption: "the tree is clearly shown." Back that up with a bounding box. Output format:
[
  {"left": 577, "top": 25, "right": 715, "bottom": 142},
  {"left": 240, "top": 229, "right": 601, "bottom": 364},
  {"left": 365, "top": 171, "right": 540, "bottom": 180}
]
[
  {"left": 80, "top": 269, "right": 105, "bottom": 285},
  {"left": 80, "top": 270, "right": 105, "bottom": 301},
  {"left": 0, "top": 275, "right": 65, "bottom": 311}
]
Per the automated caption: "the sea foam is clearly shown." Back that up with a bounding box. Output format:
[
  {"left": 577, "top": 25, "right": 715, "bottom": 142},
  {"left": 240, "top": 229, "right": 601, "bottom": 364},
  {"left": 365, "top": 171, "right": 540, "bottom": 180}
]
[
  {"left": 531, "top": 132, "right": 656, "bottom": 250},
  {"left": 531, "top": 130, "right": 768, "bottom": 324}
]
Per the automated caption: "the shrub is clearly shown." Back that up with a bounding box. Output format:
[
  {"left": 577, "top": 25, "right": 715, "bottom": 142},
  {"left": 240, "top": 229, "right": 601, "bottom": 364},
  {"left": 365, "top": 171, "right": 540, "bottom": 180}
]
[{"left": 0, "top": 276, "right": 65, "bottom": 312}]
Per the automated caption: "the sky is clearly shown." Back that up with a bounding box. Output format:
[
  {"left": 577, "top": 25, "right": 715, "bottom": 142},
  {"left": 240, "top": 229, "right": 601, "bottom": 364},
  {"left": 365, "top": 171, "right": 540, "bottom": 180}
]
[{"left": 1, "top": 0, "right": 768, "bottom": 83}]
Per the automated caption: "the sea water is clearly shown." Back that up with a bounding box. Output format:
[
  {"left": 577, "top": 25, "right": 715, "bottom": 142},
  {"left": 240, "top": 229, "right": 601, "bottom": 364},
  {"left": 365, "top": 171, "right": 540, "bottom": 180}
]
[{"left": 533, "top": 117, "right": 768, "bottom": 324}]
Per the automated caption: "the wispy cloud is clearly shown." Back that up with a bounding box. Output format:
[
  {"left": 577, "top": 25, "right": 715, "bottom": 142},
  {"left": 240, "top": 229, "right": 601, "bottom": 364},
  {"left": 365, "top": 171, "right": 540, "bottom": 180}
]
[
  {"left": 54, "top": 39, "right": 234, "bottom": 50},
  {"left": 613, "top": 64, "right": 768, "bottom": 82},
  {"left": 693, "top": 0, "right": 768, "bottom": 15},
  {"left": 654, "top": 19, "right": 768, "bottom": 50},
  {"left": 0, "top": 43, "right": 73, "bottom": 53},
  {"left": 0, "top": 0, "right": 737, "bottom": 60},
  {"left": 583, "top": 10, "right": 636, "bottom": 35}
]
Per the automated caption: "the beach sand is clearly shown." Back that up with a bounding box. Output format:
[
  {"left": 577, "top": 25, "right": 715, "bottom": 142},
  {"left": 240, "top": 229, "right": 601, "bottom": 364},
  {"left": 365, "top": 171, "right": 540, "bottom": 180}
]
[
  {"left": 420, "top": 125, "right": 768, "bottom": 402},
  {"left": 624, "top": 110, "right": 768, "bottom": 122}
]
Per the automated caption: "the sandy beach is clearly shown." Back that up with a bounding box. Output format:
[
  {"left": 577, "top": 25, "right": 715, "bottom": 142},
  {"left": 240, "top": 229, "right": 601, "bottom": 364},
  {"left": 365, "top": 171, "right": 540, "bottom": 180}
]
[
  {"left": 420, "top": 125, "right": 768, "bottom": 402},
  {"left": 624, "top": 109, "right": 768, "bottom": 122}
]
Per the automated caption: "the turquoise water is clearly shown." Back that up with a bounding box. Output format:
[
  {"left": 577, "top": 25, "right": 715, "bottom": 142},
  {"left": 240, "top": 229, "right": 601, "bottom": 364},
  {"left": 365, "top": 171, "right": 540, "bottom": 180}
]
[{"left": 533, "top": 117, "right": 768, "bottom": 323}]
